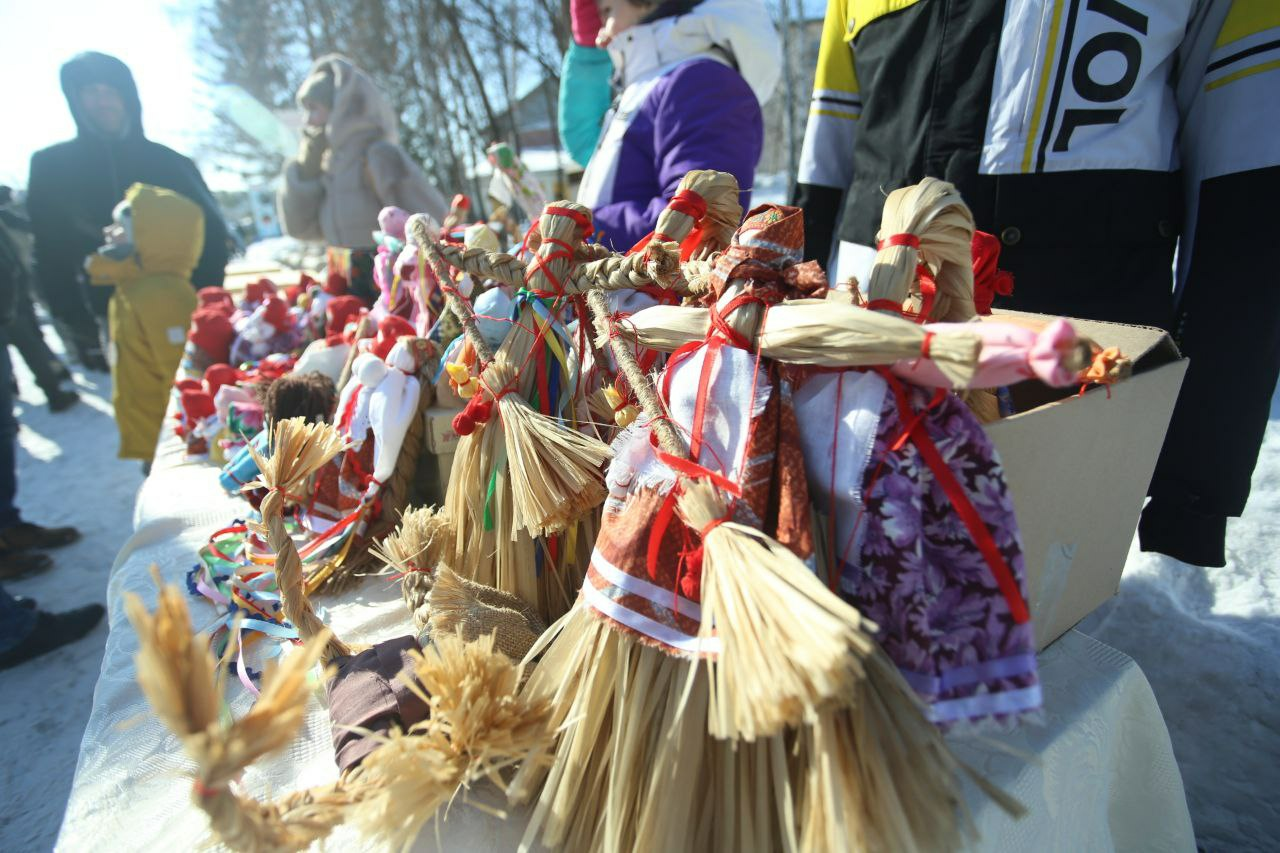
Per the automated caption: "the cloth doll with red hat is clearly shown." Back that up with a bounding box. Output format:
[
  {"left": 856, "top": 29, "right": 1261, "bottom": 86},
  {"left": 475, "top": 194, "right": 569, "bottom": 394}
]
[
  {"left": 284, "top": 272, "right": 318, "bottom": 306},
  {"left": 237, "top": 277, "right": 277, "bottom": 314},
  {"left": 304, "top": 269, "right": 351, "bottom": 337},
  {"left": 197, "top": 287, "right": 235, "bottom": 315},
  {"left": 176, "top": 387, "right": 219, "bottom": 457},
  {"left": 230, "top": 296, "right": 306, "bottom": 365},
  {"left": 182, "top": 307, "right": 236, "bottom": 377}
]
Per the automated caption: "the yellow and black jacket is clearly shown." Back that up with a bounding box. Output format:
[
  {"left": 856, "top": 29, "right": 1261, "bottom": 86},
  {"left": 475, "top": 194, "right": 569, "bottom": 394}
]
[{"left": 795, "top": 0, "right": 1280, "bottom": 559}]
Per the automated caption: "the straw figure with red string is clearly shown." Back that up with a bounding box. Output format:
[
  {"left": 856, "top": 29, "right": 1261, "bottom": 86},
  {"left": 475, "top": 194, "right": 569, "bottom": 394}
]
[
  {"left": 616, "top": 182, "right": 1130, "bottom": 735},
  {"left": 125, "top": 418, "right": 555, "bottom": 853},
  {"left": 428, "top": 171, "right": 743, "bottom": 444},
  {"left": 500, "top": 203, "right": 1029, "bottom": 853},
  {"left": 406, "top": 204, "right": 617, "bottom": 624},
  {"left": 390, "top": 172, "right": 742, "bottom": 635}
]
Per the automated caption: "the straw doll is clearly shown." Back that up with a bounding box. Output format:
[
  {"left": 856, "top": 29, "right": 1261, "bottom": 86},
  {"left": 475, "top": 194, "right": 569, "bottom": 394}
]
[
  {"left": 431, "top": 170, "right": 743, "bottom": 444},
  {"left": 507, "top": 204, "right": 1019, "bottom": 853},
  {"left": 409, "top": 206, "right": 616, "bottom": 624},
  {"left": 623, "top": 182, "right": 1115, "bottom": 728}
]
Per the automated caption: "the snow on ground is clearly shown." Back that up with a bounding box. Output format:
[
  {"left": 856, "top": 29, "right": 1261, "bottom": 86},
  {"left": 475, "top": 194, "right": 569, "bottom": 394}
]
[
  {"left": 1080, "top": 383, "right": 1280, "bottom": 851},
  {"left": 0, "top": 315, "right": 1275, "bottom": 851},
  {"left": 0, "top": 327, "right": 142, "bottom": 852}
]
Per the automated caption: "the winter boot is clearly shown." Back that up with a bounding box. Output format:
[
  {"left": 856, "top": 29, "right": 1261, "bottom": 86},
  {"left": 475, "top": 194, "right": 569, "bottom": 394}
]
[
  {"left": 0, "top": 521, "right": 81, "bottom": 551},
  {"left": 0, "top": 604, "right": 106, "bottom": 670},
  {"left": 0, "top": 551, "right": 53, "bottom": 581}
]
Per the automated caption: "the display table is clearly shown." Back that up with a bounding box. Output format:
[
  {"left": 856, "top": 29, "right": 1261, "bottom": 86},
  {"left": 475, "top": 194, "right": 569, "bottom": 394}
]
[{"left": 56, "top": 427, "right": 1195, "bottom": 852}]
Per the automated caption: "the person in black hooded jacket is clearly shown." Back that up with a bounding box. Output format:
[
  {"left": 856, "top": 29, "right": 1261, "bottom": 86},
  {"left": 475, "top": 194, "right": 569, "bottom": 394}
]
[{"left": 26, "top": 52, "right": 228, "bottom": 370}]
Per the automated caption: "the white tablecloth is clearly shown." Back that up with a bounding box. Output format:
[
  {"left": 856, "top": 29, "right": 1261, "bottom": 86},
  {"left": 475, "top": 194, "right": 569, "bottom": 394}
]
[{"left": 56, "top": 429, "right": 1195, "bottom": 852}]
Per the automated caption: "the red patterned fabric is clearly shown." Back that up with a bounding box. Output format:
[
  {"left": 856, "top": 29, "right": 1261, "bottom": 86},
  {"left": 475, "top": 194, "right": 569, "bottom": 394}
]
[{"left": 584, "top": 206, "right": 817, "bottom": 658}]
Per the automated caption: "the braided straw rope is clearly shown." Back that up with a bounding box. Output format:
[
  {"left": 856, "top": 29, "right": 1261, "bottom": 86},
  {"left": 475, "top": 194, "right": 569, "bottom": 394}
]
[
  {"left": 436, "top": 169, "right": 743, "bottom": 298},
  {"left": 249, "top": 418, "right": 353, "bottom": 662},
  {"left": 433, "top": 241, "right": 686, "bottom": 295}
]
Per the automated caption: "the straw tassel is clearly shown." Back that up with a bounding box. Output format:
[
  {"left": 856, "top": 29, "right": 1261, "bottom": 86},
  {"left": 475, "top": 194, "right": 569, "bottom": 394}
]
[
  {"left": 127, "top": 577, "right": 358, "bottom": 852},
  {"left": 128, "top": 579, "right": 552, "bottom": 852}
]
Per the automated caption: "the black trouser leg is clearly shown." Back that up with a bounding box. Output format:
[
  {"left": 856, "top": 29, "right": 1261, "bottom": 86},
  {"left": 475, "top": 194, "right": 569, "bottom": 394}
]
[
  {"left": 7, "top": 290, "right": 66, "bottom": 394},
  {"left": 1141, "top": 167, "right": 1280, "bottom": 566}
]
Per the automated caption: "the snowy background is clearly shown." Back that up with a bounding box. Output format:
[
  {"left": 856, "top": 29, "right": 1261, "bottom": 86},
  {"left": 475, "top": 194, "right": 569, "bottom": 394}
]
[{"left": 0, "top": 321, "right": 1275, "bottom": 852}]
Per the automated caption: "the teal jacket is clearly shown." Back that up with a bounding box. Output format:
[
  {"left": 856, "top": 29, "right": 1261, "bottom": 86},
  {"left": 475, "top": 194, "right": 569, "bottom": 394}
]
[{"left": 558, "top": 43, "right": 613, "bottom": 169}]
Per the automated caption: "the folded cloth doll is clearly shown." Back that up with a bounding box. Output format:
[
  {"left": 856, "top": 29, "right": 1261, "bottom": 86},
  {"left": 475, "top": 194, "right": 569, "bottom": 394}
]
[
  {"left": 306, "top": 318, "right": 421, "bottom": 537},
  {"left": 238, "top": 277, "right": 276, "bottom": 314},
  {"left": 178, "top": 388, "right": 219, "bottom": 457},
  {"left": 231, "top": 296, "right": 306, "bottom": 365}
]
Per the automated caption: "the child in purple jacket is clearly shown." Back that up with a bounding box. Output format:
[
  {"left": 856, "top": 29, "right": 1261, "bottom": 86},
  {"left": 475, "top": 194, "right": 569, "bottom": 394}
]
[{"left": 573, "top": 0, "right": 781, "bottom": 257}]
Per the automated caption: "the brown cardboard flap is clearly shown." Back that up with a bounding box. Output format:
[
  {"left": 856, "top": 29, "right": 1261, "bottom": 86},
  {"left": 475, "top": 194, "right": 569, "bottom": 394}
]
[{"left": 988, "top": 355, "right": 1188, "bottom": 649}]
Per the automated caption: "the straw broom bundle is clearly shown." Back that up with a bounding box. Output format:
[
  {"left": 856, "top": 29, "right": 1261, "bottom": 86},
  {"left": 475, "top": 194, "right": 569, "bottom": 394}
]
[
  {"left": 410, "top": 215, "right": 608, "bottom": 622},
  {"left": 128, "top": 581, "right": 553, "bottom": 852},
  {"left": 247, "top": 417, "right": 353, "bottom": 662}
]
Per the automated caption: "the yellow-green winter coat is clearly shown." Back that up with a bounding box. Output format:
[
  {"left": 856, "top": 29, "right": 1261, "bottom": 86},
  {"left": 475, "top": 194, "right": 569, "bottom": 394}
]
[{"left": 87, "top": 183, "right": 201, "bottom": 459}]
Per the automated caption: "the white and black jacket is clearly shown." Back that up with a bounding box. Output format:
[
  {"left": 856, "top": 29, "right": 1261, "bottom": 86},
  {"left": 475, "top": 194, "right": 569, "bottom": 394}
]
[{"left": 794, "top": 0, "right": 1280, "bottom": 555}]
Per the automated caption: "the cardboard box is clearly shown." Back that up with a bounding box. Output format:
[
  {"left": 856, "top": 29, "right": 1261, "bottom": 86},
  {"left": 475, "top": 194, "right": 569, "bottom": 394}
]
[
  {"left": 424, "top": 406, "right": 462, "bottom": 455},
  {"left": 985, "top": 311, "right": 1187, "bottom": 649}
]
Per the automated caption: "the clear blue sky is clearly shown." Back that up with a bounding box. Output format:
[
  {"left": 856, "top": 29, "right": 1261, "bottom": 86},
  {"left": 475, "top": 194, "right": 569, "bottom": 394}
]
[{"left": 0, "top": 0, "right": 215, "bottom": 189}]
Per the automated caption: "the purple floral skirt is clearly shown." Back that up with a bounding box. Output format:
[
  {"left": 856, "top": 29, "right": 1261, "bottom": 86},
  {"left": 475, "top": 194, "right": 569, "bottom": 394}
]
[{"left": 841, "top": 386, "right": 1040, "bottom": 728}]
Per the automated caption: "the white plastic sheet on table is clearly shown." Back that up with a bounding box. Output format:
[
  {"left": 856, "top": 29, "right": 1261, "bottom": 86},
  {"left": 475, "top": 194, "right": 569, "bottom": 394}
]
[{"left": 56, "top": 426, "right": 1194, "bottom": 852}]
